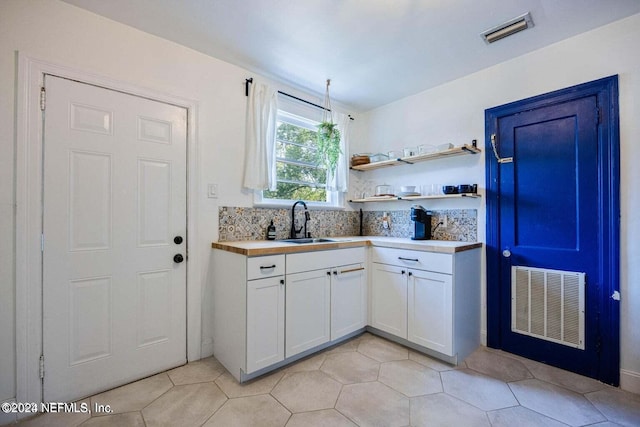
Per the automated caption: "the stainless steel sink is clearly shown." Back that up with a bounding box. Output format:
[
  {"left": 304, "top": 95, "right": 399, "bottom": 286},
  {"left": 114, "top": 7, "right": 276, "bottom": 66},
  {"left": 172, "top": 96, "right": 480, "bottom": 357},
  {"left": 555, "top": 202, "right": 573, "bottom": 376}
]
[{"left": 280, "top": 238, "right": 336, "bottom": 244}]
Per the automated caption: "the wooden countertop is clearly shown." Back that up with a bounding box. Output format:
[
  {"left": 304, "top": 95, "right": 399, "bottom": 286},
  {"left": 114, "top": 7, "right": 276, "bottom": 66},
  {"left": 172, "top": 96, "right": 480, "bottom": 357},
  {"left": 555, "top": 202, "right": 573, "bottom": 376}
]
[{"left": 212, "top": 236, "right": 482, "bottom": 256}]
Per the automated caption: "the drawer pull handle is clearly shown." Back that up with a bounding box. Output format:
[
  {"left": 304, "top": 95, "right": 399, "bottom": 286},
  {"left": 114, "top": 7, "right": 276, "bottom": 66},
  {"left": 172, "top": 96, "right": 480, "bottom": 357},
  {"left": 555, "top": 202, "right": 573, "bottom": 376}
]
[
  {"left": 398, "top": 257, "right": 419, "bottom": 262},
  {"left": 260, "top": 265, "right": 277, "bottom": 270},
  {"left": 339, "top": 267, "right": 365, "bottom": 274}
]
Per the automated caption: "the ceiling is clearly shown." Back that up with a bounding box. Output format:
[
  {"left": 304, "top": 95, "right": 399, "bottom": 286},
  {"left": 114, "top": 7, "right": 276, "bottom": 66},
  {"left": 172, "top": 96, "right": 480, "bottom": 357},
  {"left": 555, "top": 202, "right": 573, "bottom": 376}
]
[{"left": 61, "top": 0, "right": 640, "bottom": 111}]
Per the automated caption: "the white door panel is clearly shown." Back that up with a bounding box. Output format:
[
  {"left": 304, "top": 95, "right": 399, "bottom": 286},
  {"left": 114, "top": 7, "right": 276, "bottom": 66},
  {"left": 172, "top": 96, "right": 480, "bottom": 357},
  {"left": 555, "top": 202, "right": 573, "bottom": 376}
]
[
  {"left": 370, "top": 263, "right": 407, "bottom": 339},
  {"left": 246, "top": 276, "right": 285, "bottom": 373},
  {"left": 331, "top": 264, "right": 366, "bottom": 340},
  {"left": 285, "top": 270, "right": 331, "bottom": 358},
  {"left": 43, "top": 75, "right": 187, "bottom": 401},
  {"left": 408, "top": 270, "right": 453, "bottom": 355}
]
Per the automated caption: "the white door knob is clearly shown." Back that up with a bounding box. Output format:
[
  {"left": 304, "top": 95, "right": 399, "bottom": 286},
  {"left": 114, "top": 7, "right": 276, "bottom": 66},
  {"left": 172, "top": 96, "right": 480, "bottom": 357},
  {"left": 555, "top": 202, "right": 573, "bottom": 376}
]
[{"left": 502, "top": 249, "right": 511, "bottom": 258}]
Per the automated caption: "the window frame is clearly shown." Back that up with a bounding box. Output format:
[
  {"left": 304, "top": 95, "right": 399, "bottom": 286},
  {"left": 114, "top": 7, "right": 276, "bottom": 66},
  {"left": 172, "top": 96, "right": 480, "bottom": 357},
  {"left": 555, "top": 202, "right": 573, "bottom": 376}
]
[{"left": 254, "top": 108, "right": 344, "bottom": 209}]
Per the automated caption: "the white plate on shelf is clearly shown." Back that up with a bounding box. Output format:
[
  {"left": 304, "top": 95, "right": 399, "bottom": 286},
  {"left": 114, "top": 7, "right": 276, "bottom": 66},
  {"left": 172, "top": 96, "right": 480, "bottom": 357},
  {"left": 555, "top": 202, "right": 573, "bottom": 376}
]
[{"left": 397, "top": 192, "right": 421, "bottom": 197}]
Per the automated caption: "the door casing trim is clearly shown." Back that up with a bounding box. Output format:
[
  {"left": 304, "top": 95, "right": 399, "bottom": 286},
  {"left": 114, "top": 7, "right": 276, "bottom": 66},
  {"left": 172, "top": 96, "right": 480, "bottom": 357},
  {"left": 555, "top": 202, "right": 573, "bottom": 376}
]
[
  {"left": 484, "top": 75, "right": 620, "bottom": 385},
  {"left": 15, "top": 53, "right": 202, "bottom": 406}
]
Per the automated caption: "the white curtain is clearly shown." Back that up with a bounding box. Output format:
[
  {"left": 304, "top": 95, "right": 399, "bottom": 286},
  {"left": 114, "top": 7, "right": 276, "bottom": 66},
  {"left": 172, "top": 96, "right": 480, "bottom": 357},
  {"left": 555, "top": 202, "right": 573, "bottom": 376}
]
[
  {"left": 243, "top": 82, "right": 278, "bottom": 191},
  {"left": 326, "top": 111, "right": 350, "bottom": 192}
]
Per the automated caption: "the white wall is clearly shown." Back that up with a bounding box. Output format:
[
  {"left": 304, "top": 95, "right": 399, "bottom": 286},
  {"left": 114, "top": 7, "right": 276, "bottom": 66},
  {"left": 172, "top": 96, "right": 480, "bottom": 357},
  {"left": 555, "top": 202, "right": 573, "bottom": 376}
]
[{"left": 352, "top": 12, "right": 640, "bottom": 392}]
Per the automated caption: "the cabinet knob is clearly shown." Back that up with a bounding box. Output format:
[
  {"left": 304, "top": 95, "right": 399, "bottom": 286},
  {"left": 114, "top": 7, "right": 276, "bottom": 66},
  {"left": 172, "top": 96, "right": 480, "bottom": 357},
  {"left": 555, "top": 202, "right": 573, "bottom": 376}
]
[
  {"left": 327, "top": 271, "right": 331, "bottom": 276},
  {"left": 408, "top": 271, "right": 413, "bottom": 276},
  {"left": 280, "top": 279, "right": 285, "bottom": 285},
  {"left": 401, "top": 270, "right": 406, "bottom": 275}
]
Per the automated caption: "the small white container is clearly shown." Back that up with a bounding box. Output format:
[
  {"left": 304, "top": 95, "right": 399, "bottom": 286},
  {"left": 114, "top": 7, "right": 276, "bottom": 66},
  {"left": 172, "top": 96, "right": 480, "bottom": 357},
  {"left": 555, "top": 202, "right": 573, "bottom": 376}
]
[
  {"left": 436, "top": 143, "right": 454, "bottom": 151},
  {"left": 403, "top": 147, "right": 418, "bottom": 157},
  {"left": 418, "top": 144, "right": 436, "bottom": 154},
  {"left": 423, "top": 184, "right": 442, "bottom": 195}
]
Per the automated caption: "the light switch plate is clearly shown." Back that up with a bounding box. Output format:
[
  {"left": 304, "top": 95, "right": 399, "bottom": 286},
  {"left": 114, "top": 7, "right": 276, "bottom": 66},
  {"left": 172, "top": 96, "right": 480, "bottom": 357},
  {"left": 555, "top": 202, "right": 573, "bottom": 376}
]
[{"left": 208, "top": 184, "right": 218, "bottom": 198}]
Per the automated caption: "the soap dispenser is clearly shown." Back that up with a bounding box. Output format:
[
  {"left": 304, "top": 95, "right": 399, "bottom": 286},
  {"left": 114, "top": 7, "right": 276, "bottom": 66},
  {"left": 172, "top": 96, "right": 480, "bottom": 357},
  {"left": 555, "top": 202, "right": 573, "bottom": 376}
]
[{"left": 267, "top": 220, "right": 276, "bottom": 240}]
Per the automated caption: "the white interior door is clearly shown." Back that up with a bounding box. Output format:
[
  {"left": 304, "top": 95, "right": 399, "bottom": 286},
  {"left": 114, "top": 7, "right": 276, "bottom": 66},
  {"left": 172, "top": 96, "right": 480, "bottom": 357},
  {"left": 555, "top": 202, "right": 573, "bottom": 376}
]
[{"left": 42, "top": 75, "right": 187, "bottom": 401}]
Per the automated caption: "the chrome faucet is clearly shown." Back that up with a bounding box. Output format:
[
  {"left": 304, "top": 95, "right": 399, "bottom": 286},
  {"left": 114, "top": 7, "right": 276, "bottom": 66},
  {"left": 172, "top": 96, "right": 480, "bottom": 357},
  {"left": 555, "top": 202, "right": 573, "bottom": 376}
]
[{"left": 290, "top": 200, "right": 310, "bottom": 239}]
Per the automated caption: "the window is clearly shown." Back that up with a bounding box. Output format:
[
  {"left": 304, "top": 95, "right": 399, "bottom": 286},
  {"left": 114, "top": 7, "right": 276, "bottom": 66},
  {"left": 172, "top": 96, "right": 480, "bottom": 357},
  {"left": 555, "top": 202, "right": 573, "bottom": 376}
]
[{"left": 257, "top": 108, "right": 341, "bottom": 207}]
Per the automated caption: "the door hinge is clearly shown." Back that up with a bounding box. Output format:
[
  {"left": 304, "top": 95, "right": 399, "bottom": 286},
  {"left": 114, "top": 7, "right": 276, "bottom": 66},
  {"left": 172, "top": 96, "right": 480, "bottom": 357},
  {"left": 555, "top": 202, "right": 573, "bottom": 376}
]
[
  {"left": 40, "top": 87, "right": 46, "bottom": 111},
  {"left": 39, "top": 354, "right": 45, "bottom": 379},
  {"left": 596, "top": 106, "right": 601, "bottom": 124},
  {"left": 41, "top": 233, "right": 44, "bottom": 252}
]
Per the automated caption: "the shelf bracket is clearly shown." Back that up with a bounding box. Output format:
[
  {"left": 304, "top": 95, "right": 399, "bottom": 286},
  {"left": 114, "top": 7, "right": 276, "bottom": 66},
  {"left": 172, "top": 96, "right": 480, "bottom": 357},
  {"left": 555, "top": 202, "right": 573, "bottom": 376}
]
[{"left": 462, "top": 146, "right": 478, "bottom": 154}]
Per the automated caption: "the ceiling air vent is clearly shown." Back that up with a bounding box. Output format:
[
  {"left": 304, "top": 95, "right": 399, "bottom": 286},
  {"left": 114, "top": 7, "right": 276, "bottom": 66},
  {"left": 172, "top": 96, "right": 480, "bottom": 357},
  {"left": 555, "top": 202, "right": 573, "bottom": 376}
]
[{"left": 481, "top": 12, "right": 534, "bottom": 44}]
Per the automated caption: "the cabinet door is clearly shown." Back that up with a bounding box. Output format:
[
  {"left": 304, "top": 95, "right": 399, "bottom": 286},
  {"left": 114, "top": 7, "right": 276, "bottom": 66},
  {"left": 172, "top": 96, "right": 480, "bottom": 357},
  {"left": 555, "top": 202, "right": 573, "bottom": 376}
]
[
  {"left": 286, "top": 269, "right": 331, "bottom": 358},
  {"left": 408, "top": 269, "right": 453, "bottom": 355},
  {"left": 331, "top": 263, "right": 366, "bottom": 340},
  {"left": 246, "top": 276, "right": 285, "bottom": 373},
  {"left": 370, "top": 263, "right": 407, "bottom": 339}
]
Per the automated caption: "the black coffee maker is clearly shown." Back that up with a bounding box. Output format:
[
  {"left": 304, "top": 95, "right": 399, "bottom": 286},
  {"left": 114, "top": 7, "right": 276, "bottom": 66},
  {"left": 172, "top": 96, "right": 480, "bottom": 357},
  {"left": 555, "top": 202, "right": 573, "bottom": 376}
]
[{"left": 410, "top": 205, "right": 432, "bottom": 240}]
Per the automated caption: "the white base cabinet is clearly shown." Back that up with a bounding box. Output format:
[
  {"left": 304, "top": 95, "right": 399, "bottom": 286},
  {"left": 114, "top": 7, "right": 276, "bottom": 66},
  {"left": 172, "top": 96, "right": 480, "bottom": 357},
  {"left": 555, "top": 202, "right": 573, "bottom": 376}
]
[
  {"left": 286, "top": 248, "right": 366, "bottom": 358},
  {"left": 212, "top": 251, "right": 286, "bottom": 381},
  {"left": 371, "top": 246, "right": 480, "bottom": 362},
  {"left": 212, "top": 242, "right": 478, "bottom": 380},
  {"left": 212, "top": 247, "right": 366, "bottom": 381}
]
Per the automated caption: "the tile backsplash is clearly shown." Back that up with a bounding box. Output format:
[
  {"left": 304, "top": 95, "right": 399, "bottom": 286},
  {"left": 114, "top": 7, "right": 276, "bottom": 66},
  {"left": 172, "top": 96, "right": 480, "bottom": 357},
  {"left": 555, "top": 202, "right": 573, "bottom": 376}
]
[{"left": 218, "top": 207, "right": 477, "bottom": 242}]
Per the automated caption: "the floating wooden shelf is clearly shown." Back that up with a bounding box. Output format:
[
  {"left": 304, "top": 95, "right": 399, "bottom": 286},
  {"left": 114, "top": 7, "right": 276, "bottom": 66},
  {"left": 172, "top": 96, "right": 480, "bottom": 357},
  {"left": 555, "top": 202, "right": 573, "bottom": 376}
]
[
  {"left": 348, "top": 193, "right": 481, "bottom": 203},
  {"left": 350, "top": 144, "right": 481, "bottom": 172}
]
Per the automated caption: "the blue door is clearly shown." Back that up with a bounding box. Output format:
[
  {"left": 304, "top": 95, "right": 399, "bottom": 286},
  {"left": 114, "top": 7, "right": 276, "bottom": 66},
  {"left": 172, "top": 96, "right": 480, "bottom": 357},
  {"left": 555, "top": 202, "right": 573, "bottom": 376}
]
[{"left": 486, "top": 77, "right": 620, "bottom": 385}]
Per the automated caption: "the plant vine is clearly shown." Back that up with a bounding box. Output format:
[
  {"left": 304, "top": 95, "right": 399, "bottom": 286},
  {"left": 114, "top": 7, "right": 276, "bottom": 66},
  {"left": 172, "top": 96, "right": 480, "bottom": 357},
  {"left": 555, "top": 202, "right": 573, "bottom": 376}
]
[{"left": 316, "top": 79, "right": 342, "bottom": 176}]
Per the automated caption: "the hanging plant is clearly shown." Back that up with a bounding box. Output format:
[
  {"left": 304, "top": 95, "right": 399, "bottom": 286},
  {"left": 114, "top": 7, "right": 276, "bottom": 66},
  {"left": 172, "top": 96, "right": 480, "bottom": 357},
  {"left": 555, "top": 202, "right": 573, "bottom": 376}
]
[
  {"left": 317, "top": 122, "right": 341, "bottom": 175},
  {"left": 316, "top": 79, "right": 342, "bottom": 175}
]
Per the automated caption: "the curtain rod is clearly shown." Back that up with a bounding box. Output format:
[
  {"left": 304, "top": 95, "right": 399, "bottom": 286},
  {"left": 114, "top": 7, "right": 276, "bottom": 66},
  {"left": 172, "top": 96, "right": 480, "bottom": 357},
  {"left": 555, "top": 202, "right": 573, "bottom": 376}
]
[{"left": 245, "top": 78, "right": 354, "bottom": 121}]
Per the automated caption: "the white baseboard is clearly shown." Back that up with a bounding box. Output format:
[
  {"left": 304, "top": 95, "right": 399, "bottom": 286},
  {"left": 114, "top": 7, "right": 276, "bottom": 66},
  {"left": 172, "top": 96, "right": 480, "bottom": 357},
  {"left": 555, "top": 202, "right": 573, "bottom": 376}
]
[
  {"left": 0, "top": 398, "right": 17, "bottom": 426},
  {"left": 480, "top": 329, "right": 487, "bottom": 346},
  {"left": 620, "top": 369, "right": 640, "bottom": 394},
  {"left": 201, "top": 337, "right": 214, "bottom": 359}
]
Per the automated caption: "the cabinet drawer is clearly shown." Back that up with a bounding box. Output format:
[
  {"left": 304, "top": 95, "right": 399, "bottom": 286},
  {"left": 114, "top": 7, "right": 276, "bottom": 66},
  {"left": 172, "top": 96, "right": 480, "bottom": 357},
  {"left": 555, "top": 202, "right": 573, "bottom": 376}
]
[
  {"left": 371, "top": 247, "right": 452, "bottom": 274},
  {"left": 247, "top": 254, "right": 285, "bottom": 280},
  {"left": 286, "top": 247, "right": 365, "bottom": 274}
]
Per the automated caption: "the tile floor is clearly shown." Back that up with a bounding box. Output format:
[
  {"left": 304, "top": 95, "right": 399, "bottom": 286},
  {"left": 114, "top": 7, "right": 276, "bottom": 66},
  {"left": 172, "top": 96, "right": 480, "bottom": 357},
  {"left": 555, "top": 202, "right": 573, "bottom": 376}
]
[{"left": 17, "top": 333, "right": 640, "bottom": 427}]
